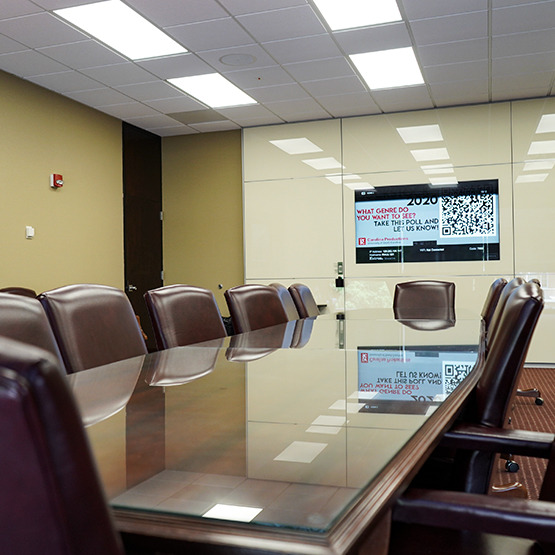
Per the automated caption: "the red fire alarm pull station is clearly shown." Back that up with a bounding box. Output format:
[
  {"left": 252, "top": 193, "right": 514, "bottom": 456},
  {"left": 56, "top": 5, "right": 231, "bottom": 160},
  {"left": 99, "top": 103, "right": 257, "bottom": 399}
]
[{"left": 50, "top": 174, "right": 64, "bottom": 189}]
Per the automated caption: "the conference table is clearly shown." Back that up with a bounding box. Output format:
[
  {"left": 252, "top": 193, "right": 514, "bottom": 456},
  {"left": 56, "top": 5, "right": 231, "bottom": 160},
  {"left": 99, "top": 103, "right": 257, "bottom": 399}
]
[{"left": 68, "top": 312, "right": 482, "bottom": 554}]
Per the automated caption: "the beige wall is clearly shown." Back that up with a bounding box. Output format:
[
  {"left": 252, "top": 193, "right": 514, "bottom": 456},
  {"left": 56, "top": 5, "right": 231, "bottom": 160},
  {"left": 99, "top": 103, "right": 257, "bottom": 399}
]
[
  {"left": 0, "top": 70, "right": 124, "bottom": 293},
  {"left": 243, "top": 98, "right": 555, "bottom": 362},
  {"left": 162, "top": 130, "right": 243, "bottom": 313}
]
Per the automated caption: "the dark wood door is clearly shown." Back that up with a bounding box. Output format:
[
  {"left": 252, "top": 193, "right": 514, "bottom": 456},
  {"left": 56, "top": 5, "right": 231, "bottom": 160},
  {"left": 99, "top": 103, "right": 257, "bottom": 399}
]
[{"left": 123, "top": 122, "right": 163, "bottom": 352}]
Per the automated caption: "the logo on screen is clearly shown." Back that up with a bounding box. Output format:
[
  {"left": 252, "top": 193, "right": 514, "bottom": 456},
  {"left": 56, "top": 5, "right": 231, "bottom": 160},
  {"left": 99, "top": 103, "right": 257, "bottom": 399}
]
[
  {"left": 360, "top": 352, "right": 369, "bottom": 363},
  {"left": 358, "top": 238, "right": 366, "bottom": 246}
]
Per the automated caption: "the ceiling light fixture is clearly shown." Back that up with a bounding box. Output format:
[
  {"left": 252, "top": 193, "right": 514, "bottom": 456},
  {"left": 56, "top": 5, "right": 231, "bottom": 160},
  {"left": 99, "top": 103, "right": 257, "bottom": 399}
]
[
  {"left": 312, "top": 0, "right": 402, "bottom": 31},
  {"left": 269, "top": 138, "right": 323, "bottom": 155},
  {"left": 397, "top": 124, "right": 444, "bottom": 144},
  {"left": 410, "top": 148, "right": 450, "bottom": 162},
  {"left": 421, "top": 163, "right": 454, "bottom": 175},
  {"left": 350, "top": 47, "right": 424, "bottom": 90},
  {"left": 302, "top": 157, "right": 344, "bottom": 170},
  {"left": 535, "top": 114, "right": 555, "bottom": 134},
  {"left": 528, "top": 141, "right": 555, "bottom": 155},
  {"left": 55, "top": 0, "right": 187, "bottom": 60},
  {"left": 168, "top": 74, "right": 257, "bottom": 108}
]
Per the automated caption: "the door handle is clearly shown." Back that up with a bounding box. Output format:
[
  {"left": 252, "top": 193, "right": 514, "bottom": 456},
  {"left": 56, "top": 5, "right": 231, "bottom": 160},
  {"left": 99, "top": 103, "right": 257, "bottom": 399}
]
[{"left": 126, "top": 284, "right": 138, "bottom": 292}]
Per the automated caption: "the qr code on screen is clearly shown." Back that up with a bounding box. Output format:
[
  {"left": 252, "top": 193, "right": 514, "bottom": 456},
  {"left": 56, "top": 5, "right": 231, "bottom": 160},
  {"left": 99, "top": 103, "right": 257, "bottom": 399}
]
[
  {"left": 443, "top": 362, "right": 473, "bottom": 395},
  {"left": 440, "top": 194, "right": 496, "bottom": 238}
]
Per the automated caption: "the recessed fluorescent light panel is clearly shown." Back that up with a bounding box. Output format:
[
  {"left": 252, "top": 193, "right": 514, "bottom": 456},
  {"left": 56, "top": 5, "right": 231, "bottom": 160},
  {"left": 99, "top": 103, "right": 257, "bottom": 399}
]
[
  {"left": 528, "top": 141, "right": 555, "bottom": 155},
  {"left": 55, "top": 0, "right": 187, "bottom": 60},
  {"left": 269, "top": 138, "right": 323, "bottom": 155},
  {"left": 313, "top": 0, "right": 402, "bottom": 31},
  {"left": 203, "top": 504, "right": 263, "bottom": 522},
  {"left": 410, "top": 148, "right": 450, "bottom": 162},
  {"left": 397, "top": 125, "right": 444, "bottom": 144},
  {"left": 168, "top": 74, "right": 257, "bottom": 108},
  {"left": 302, "top": 157, "right": 344, "bottom": 170},
  {"left": 429, "top": 177, "right": 458, "bottom": 186},
  {"left": 535, "top": 114, "right": 555, "bottom": 134},
  {"left": 523, "top": 159, "right": 555, "bottom": 171},
  {"left": 421, "top": 164, "right": 454, "bottom": 175},
  {"left": 350, "top": 47, "right": 424, "bottom": 90},
  {"left": 516, "top": 174, "right": 548, "bottom": 183}
]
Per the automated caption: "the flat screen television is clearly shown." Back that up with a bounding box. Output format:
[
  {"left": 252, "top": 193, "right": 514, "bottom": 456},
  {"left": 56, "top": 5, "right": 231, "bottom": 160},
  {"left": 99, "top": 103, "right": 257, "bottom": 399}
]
[
  {"left": 355, "top": 179, "right": 499, "bottom": 264},
  {"left": 357, "top": 345, "right": 476, "bottom": 415}
]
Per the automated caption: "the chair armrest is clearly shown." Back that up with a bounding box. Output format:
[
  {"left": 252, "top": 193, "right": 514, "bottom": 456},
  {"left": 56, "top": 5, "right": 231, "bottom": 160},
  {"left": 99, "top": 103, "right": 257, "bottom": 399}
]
[
  {"left": 394, "top": 488, "right": 555, "bottom": 543},
  {"left": 440, "top": 424, "right": 554, "bottom": 458}
]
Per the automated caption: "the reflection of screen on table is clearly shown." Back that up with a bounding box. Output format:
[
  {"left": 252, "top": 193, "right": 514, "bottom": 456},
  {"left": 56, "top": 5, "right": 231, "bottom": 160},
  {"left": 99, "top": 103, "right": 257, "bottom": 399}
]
[
  {"left": 357, "top": 346, "right": 476, "bottom": 415},
  {"left": 355, "top": 179, "right": 499, "bottom": 264}
]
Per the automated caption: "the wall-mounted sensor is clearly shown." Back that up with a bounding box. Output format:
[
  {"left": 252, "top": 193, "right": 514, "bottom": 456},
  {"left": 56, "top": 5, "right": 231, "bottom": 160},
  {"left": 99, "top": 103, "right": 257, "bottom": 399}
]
[
  {"left": 25, "top": 226, "right": 35, "bottom": 239},
  {"left": 50, "top": 174, "right": 64, "bottom": 189}
]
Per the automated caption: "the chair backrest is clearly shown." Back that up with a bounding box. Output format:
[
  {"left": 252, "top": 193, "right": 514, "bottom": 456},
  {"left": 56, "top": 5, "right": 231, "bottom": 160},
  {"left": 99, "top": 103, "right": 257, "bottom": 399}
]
[
  {"left": 0, "top": 292, "right": 66, "bottom": 373},
  {"left": 38, "top": 284, "right": 147, "bottom": 373},
  {"left": 480, "top": 277, "right": 508, "bottom": 328},
  {"left": 474, "top": 280, "right": 544, "bottom": 428},
  {"left": 0, "top": 336, "right": 123, "bottom": 555},
  {"left": 0, "top": 286, "right": 37, "bottom": 298},
  {"left": 224, "top": 284, "right": 289, "bottom": 333},
  {"left": 485, "top": 276, "right": 526, "bottom": 350},
  {"left": 144, "top": 284, "right": 227, "bottom": 349},
  {"left": 288, "top": 283, "right": 320, "bottom": 318},
  {"left": 270, "top": 283, "right": 300, "bottom": 321},
  {"left": 393, "top": 280, "right": 456, "bottom": 321}
]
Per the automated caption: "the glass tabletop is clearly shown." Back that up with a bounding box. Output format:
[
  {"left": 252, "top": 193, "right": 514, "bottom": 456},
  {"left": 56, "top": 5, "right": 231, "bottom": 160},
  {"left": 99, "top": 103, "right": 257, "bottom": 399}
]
[{"left": 68, "top": 315, "right": 480, "bottom": 538}]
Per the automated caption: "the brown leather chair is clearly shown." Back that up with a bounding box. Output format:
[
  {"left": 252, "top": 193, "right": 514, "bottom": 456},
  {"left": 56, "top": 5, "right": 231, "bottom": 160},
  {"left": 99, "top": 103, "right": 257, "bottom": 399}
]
[
  {"left": 0, "top": 336, "right": 123, "bottom": 554},
  {"left": 0, "top": 286, "right": 37, "bottom": 297},
  {"left": 224, "top": 284, "right": 289, "bottom": 333},
  {"left": 270, "top": 283, "right": 300, "bottom": 321},
  {"left": 480, "top": 277, "right": 508, "bottom": 331},
  {"left": 393, "top": 280, "right": 455, "bottom": 330},
  {"left": 38, "top": 284, "right": 147, "bottom": 373},
  {"left": 0, "top": 292, "right": 66, "bottom": 373},
  {"left": 413, "top": 281, "right": 544, "bottom": 495},
  {"left": 288, "top": 283, "right": 320, "bottom": 318},
  {"left": 144, "top": 284, "right": 227, "bottom": 350}
]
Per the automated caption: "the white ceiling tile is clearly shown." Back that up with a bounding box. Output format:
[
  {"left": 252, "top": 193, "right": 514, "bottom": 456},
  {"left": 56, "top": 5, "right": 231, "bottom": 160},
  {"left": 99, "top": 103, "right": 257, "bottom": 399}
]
[
  {"left": 245, "top": 83, "right": 310, "bottom": 103},
  {"left": 418, "top": 38, "right": 488, "bottom": 66},
  {"left": 301, "top": 75, "right": 366, "bottom": 97},
  {"left": 0, "top": 33, "right": 27, "bottom": 55},
  {"left": 27, "top": 70, "right": 102, "bottom": 93},
  {"left": 128, "top": 0, "right": 228, "bottom": 26},
  {"left": 423, "top": 60, "right": 489, "bottom": 84},
  {"left": 166, "top": 18, "right": 254, "bottom": 51},
  {"left": 115, "top": 81, "right": 184, "bottom": 102},
  {"left": 372, "top": 86, "right": 434, "bottom": 112},
  {"left": 37, "top": 40, "right": 126, "bottom": 69},
  {"left": 97, "top": 102, "right": 161, "bottom": 119},
  {"left": 155, "top": 125, "right": 198, "bottom": 137},
  {"left": 196, "top": 44, "right": 276, "bottom": 71},
  {"left": 124, "top": 113, "right": 184, "bottom": 129},
  {"left": 136, "top": 54, "right": 213, "bottom": 79},
  {"left": 81, "top": 63, "right": 158, "bottom": 87},
  {"left": 428, "top": 80, "right": 489, "bottom": 106},
  {"left": 492, "top": 73, "right": 553, "bottom": 101},
  {"left": 263, "top": 97, "right": 331, "bottom": 121},
  {"left": 30, "top": 1, "right": 95, "bottom": 8},
  {"left": 410, "top": 12, "right": 488, "bottom": 45},
  {"left": 223, "top": 65, "right": 295, "bottom": 88},
  {"left": 401, "top": 0, "right": 487, "bottom": 19},
  {"left": 0, "top": 49, "right": 68, "bottom": 77},
  {"left": 143, "top": 96, "right": 207, "bottom": 113},
  {"left": 261, "top": 34, "right": 341, "bottom": 64},
  {"left": 283, "top": 57, "right": 356, "bottom": 81},
  {"left": 0, "top": 0, "right": 43, "bottom": 19},
  {"left": 64, "top": 87, "right": 137, "bottom": 107},
  {"left": 332, "top": 22, "right": 412, "bottom": 55},
  {"left": 216, "top": 103, "right": 283, "bottom": 124},
  {"left": 492, "top": 51, "right": 555, "bottom": 76},
  {"left": 492, "top": 29, "right": 555, "bottom": 57},
  {"left": 492, "top": 2, "right": 555, "bottom": 34},
  {"left": 236, "top": 5, "right": 325, "bottom": 42},
  {"left": 0, "top": 12, "right": 87, "bottom": 48},
  {"left": 316, "top": 92, "right": 381, "bottom": 118},
  {"left": 188, "top": 120, "right": 240, "bottom": 132},
  {"left": 217, "top": 0, "right": 307, "bottom": 16}
]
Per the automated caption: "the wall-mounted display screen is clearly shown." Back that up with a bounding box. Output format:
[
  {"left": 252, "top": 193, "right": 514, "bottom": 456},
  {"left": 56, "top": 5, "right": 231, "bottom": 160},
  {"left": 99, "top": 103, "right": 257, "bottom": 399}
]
[
  {"left": 355, "top": 180, "right": 499, "bottom": 263},
  {"left": 358, "top": 345, "right": 476, "bottom": 415}
]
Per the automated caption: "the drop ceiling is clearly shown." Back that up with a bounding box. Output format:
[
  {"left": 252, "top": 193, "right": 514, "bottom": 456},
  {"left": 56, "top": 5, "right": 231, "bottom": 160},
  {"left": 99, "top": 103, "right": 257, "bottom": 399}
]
[{"left": 0, "top": 0, "right": 554, "bottom": 136}]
